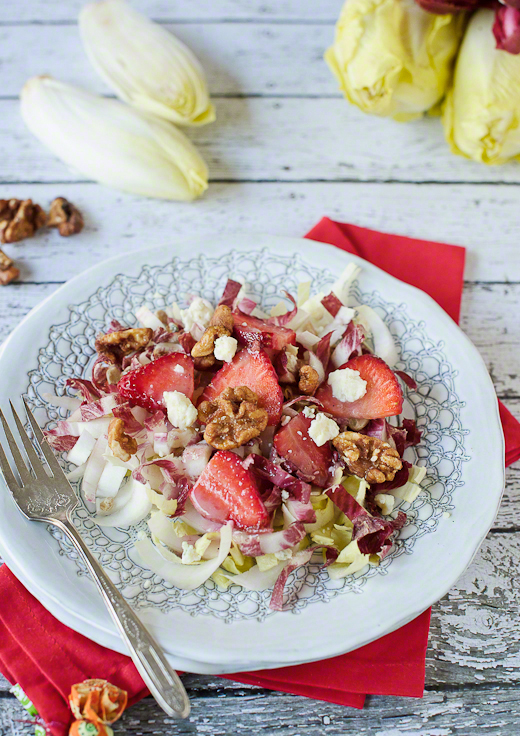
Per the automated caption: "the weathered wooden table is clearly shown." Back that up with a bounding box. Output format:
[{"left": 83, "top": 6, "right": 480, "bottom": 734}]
[{"left": 0, "top": 1, "right": 519, "bottom": 734}]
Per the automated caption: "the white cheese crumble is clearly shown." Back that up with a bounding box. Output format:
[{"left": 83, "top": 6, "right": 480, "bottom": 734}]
[
  {"left": 180, "top": 297, "right": 214, "bottom": 333},
  {"left": 281, "top": 489, "right": 290, "bottom": 501},
  {"left": 214, "top": 335, "right": 238, "bottom": 362},
  {"left": 328, "top": 367, "right": 367, "bottom": 403},
  {"left": 164, "top": 390, "right": 197, "bottom": 429},
  {"left": 308, "top": 413, "right": 340, "bottom": 447},
  {"left": 302, "top": 405, "right": 316, "bottom": 419},
  {"left": 181, "top": 542, "right": 202, "bottom": 564},
  {"left": 275, "top": 548, "right": 293, "bottom": 561},
  {"left": 374, "top": 493, "right": 395, "bottom": 516}
]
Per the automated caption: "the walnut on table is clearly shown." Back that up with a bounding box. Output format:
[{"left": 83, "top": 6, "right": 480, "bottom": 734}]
[
  {"left": 107, "top": 418, "right": 138, "bottom": 462},
  {"left": 298, "top": 364, "right": 321, "bottom": 396},
  {"left": 47, "top": 197, "right": 84, "bottom": 237},
  {"left": 191, "top": 305, "right": 235, "bottom": 369},
  {"left": 95, "top": 327, "right": 153, "bottom": 364},
  {"left": 198, "top": 386, "right": 268, "bottom": 450},
  {"left": 333, "top": 431, "right": 402, "bottom": 484},
  {"left": 0, "top": 198, "right": 47, "bottom": 244},
  {"left": 0, "top": 249, "right": 18, "bottom": 286}
]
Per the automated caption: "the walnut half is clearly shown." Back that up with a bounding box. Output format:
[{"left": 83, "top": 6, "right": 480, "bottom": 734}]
[
  {"left": 0, "top": 199, "right": 47, "bottom": 244},
  {"left": 333, "top": 431, "right": 402, "bottom": 484},
  {"left": 95, "top": 327, "right": 153, "bottom": 364},
  {"left": 198, "top": 386, "right": 268, "bottom": 450},
  {"left": 298, "top": 364, "right": 320, "bottom": 396},
  {"left": 108, "top": 418, "right": 138, "bottom": 462},
  {"left": 47, "top": 197, "right": 84, "bottom": 237},
  {"left": 191, "top": 305, "right": 235, "bottom": 369}
]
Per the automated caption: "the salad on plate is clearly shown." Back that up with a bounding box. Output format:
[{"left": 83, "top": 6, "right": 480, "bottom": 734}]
[{"left": 43, "top": 263, "right": 426, "bottom": 611}]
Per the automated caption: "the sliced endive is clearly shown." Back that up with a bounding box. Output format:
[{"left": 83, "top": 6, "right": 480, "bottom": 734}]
[
  {"left": 20, "top": 76, "right": 208, "bottom": 201},
  {"left": 79, "top": 0, "right": 215, "bottom": 126}
]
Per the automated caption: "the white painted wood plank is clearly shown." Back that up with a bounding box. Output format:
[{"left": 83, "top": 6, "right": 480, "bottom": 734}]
[
  {"left": 3, "top": 685, "right": 520, "bottom": 735},
  {"left": 0, "top": 182, "right": 517, "bottom": 283},
  {"left": 3, "top": 98, "right": 520, "bottom": 185},
  {"left": 0, "top": 24, "right": 339, "bottom": 98},
  {"left": 0, "top": 0, "right": 345, "bottom": 23}
]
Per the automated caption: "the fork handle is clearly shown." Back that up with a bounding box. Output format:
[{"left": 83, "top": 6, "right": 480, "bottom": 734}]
[{"left": 55, "top": 517, "right": 190, "bottom": 719}]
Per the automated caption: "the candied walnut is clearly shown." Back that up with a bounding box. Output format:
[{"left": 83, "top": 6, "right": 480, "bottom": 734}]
[
  {"left": 95, "top": 327, "right": 153, "bottom": 364},
  {"left": 210, "top": 304, "right": 234, "bottom": 332},
  {"left": 0, "top": 266, "right": 19, "bottom": 286},
  {"left": 47, "top": 197, "right": 84, "bottom": 237},
  {"left": 298, "top": 364, "right": 320, "bottom": 396},
  {"left": 194, "top": 354, "right": 216, "bottom": 371},
  {"left": 0, "top": 199, "right": 47, "bottom": 244},
  {"left": 108, "top": 418, "right": 138, "bottom": 462},
  {"left": 191, "top": 325, "right": 229, "bottom": 358},
  {"left": 198, "top": 386, "right": 268, "bottom": 450},
  {"left": 333, "top": 431, "right": 402, "bottom": 484}
]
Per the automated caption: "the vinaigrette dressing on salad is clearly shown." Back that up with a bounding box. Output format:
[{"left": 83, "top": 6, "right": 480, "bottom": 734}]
[{"left": 44, "top": 264, "right": 426, "bottom": 611}]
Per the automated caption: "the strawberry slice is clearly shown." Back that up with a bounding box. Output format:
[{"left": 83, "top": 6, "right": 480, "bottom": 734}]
[
  {"left": 190, "top": 450, "right": 270, "bottom": 530},
  {"left": 117, "top": 353, "right": 194, "bottom": 412},
  {"left": 315, "top": 354, "right": 403, "bottom": 420},
  {"left": 233, "top": 313, "right": 296, "bottom": 353},
  {"left": 273, "top": 412, "right": 332, "bottom": 487},
  {"left": 200, "top": 348, "right": 283, "bottom": 425}
]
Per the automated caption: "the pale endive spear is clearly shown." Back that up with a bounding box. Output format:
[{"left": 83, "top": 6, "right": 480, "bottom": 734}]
[
  {"left": 79, "top": 0, "right": 215, "bottom": 126},
  {"left": 20, "top": 76, "right": 208, "bottom": 201}
]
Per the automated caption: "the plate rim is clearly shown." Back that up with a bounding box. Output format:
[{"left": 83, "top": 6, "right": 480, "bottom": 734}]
[{"left": 0, "top": 234, "right": 505, "bottom": 672}]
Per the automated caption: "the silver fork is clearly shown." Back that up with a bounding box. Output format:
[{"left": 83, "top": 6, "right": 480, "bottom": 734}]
[{"left": 0, "top": 399, "right": 190, "bottom": 720}]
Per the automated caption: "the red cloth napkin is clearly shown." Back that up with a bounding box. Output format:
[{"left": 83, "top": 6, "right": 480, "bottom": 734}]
[{"left": 1, "top": 217, "right": 518, "bottom": 735}]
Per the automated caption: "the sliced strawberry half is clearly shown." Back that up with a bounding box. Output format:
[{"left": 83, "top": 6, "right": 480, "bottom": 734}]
[
  {"left": 273, "top": 412, "right": 332, "bottom": 487},
  {"left": 117, "top": 353, "right": 194, "bottom": 412},
  {"left": 315, "top": 354, "right": 403, "bottom": 420},
  {"left": 200, "top": 348, "right": 283, "bottom": 425},
  {"left": 190, "top": 450, "right": 270, "bottom": 530},
  {"left": 233, "top": 313, "right": 296, "bottom": 353}
]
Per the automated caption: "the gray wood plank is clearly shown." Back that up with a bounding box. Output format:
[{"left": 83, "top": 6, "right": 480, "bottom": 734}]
[
  {"left": 2, "top": 684, "right": 520, "bottom": 735},
  {"left": 0, "top": 182, "right": 519, "bottom": 283},
  {"left": 0, "top": 0, "right": 345, "bottom": 23},
  {"left": 2, "top": 98, "right": 520, "bottom": 185}
]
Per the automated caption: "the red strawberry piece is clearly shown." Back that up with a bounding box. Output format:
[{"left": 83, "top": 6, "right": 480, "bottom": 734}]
[
  {"left": 274, "top": 412, "right": 332, "bottom": 487},
  {"left": 190, "top": 450, "right": 271, "bottom": 530},
  {"left": 233, "top": 313, "right": 296, "bottom": 353},
  {"left": 117, "top": 352, "right": 194, "bottom": 412},
  {"left": 200, "top": 348, "right": 283, "bottom": 425},
  {"left": 315, "top": 354, "right": 403, "bottom": 420}
]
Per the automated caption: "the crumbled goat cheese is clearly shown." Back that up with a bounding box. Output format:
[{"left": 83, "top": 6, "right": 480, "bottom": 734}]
[
  {"left": 328, "top": 367, "right": 367, "bottom": 403},
  {"left": 281, "top": 490, "right": 290, "bottom": 501},
  {"left": 214, "top": 335, "right": 238, "bottom": 362},
  {"left": 180, "top": 297, "right": 214, "bottom": 333},
  {"left": 308, "top": 413, "right": 340, "bottom": 447},
  {"left": 302, "top": 405, "right": 316, "bottom": 419},
  {"left": 164, "top": 391, "right": 197, "bottom": 429},
  {"left": 275, "top": 548, "right": 293, "bottom": 560},
  {"left": 374, "top": 493, "right": 395, "bottom": 516},
  {"left": 181, "top": 542, "right": 202, "bottom": 564}
]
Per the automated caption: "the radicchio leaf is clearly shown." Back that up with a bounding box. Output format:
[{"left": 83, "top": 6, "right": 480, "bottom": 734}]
[
  {"left": 270, "top": 544, "right": 339, "bottom": 611},
  {"left": 44, "top": 432, "right": 78, "bottom": 452},
  {"left": 233, "top": 521, "right": 307, "bottom": 556},
  {"left": 331, "top": 322, "right": 365, "bottom": 368},
  {"left": 66, "top": 377, "right": 101, "bottom": 402},
  {"left": 315, "top": 331, "right": 333, "bottom": 374},
  {"left": 325, "top": 484, "right": 406, "bottom": 554},
  {"left": 361, "top": 418, "right": 387, "bottom": 439},
  {"left": 284, "top": 498, "right": 317, "bottom": 524},
  {"left": 274, "top": 350, "right": 298, "bottom": 384},
  {"left": 493, "top": 5, "right": 520, "bottom": 53},
  {"left": 386, "top": 419, "right": 422, "bottom": 456},
  {"left": 218, "top": 278, "right": 243, "bottom": 308},
  {"left": 395, "top": 371, "right": 418, "bottom": 390},
  {"left": 243, "top": 453, "right": 312, "bottom": 503},
  {"left": 266, "top": 292, "right": 298, "bottom": 327},
  {"left": 178, "top": 332, "right": 196, "bottom": 354},
  {"left": 79, "top": 394, "right": 122, "bottom": 422},
  {"left": 107, "top": 319, "right": 127, "bottom": 333},
  {"left": 236, "top": 297, "right": 257, "bottom": 315},
  {"left": 321, "top": 292, "right": 343, "bottom": 317},
  {"left": 112, "top": 403, "right": 145, "bottom": 435},
  {"left": 414, "top": 0, "right": 481, "bottom": 12}
]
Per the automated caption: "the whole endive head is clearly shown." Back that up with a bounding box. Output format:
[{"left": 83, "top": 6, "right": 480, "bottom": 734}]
[
  {"left": 20, "top": 76, "right": 208, "bottom": 201},
  {"left": 442, "top": 8, "right": 520, "bottom": 164},
  {"left": 325, "top": 0, "right": 466, "bottom": 121},
  {"left": 79, "top": 0, "right": 215, "bottom": 126}
]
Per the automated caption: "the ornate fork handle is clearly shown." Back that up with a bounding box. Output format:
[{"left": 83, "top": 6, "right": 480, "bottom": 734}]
[{"left": 53, "top": 516, "right": 190, "bottom": 719}]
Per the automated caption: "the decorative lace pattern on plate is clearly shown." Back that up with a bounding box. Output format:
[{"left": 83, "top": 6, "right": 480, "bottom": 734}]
[{"left": 24, "top": 249, "right": 469, "bottom": 622}]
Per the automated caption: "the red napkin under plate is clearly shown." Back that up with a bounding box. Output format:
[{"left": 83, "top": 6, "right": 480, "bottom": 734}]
[{"left": 1, "top": 217, "right": 518, "bottom": 736}]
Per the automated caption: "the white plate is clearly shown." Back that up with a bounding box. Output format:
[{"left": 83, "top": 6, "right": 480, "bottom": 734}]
[{"left": 0, "top": 235, "right": 504, "bottom": 674}]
